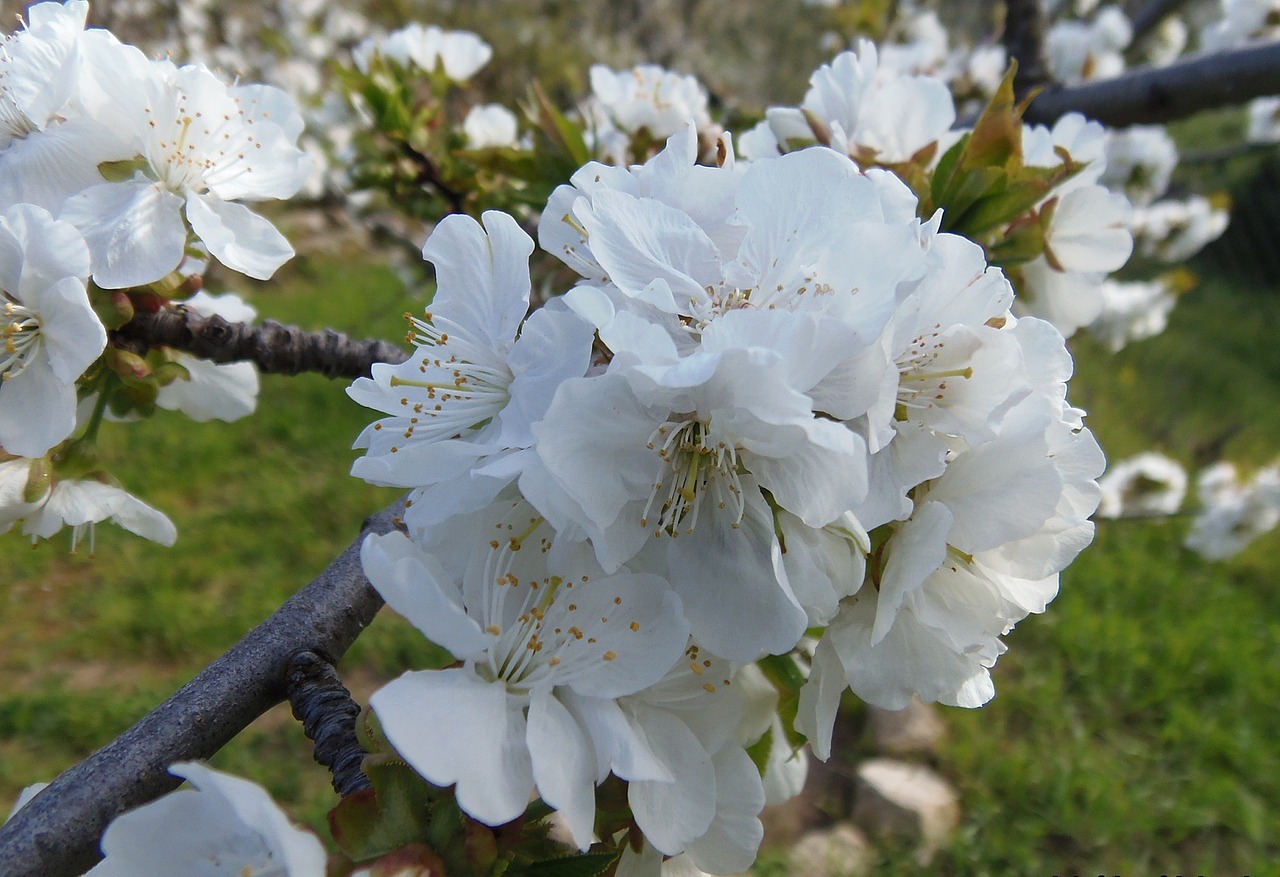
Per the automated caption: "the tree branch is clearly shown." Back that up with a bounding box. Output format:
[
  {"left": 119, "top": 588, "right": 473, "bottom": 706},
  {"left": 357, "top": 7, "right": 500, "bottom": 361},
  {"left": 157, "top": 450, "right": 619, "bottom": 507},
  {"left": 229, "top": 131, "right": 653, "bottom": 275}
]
[
  {"left": 1003, "top": 0, "right": 1052, "bottom": 100},
  {"left": 0, "top": 500, "right": 406, "bottom": 877},
  {"left": 113, "top": 308, "right": 409, "bottom": 379},
  {"left": 1024, "top": 40, "right": 1280, "bottom": 126}
]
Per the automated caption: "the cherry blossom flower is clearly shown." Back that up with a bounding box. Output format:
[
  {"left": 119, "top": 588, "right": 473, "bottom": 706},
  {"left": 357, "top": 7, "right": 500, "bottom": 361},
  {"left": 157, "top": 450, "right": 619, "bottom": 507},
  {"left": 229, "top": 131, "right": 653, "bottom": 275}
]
[
  {"left": 464, "top": 103, "right": 519, "bottom": 149},
  {"left": 348, "top": 211, "right": 594, "bottom": 533},
  {"left": 352, "top": 23, "right": 491, "bottom": 80},
  {"left": 86, "top": 762, "right": 327, "bottom": 875},
  {"left": 61, "top": 59, "right": 311, "bottom": 287},
  {"left": 0, "top": 455, "right": 176, "bottom": 550},
  {"left": 1186, "top": 461, "right": 1280, "bottom": 560},
  {"left": 1097, "top": 452, "right": 1187, "bottom": 518},
  {"left": 0, "top": 203, "right": 101, "bottom": 458},
  {"left": 363, "top": 495, "right": 689, "bottom": 848},
  {"left": 587, "top": 64, "right": 714, "bottom": 142}
]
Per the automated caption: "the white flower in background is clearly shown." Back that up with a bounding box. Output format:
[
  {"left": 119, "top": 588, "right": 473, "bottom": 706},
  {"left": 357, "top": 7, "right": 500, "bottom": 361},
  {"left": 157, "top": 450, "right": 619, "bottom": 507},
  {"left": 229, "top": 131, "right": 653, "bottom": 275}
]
[
  {"left": 1246, "top": 96, "right": 1280, "bottom": 144},
  {"left": 5, "top": 782, "right": 48, "bottom": 823},
  {"left": 1014, "top": 255, "right": 1107, "bottom": 341},
  {"left": 1022, "top": 112, "right": 1108, "bottom": 191},
  {"left": 1201, "top": 0, "right": 1280, "bottom": 51},
  {"left": 1046, "top": 5, "right": 1132, "bottom": 85},
  {"left": 155, "top": 291, "right": 260, "bottom": 422},
  {"left": 1101, "top": 125, "right": 1178, "bottom": 207},
  {"left": 1145, "top": 15, "right": 1188, "bottom": 66},
  {"left": 1042, "top": 185, "right": 1133, "bottom": 276},
  {"left": 352, "top": 23, "right": 492, "bottom": 80},
  {"left": 61, "top": 60, "right": 311, "bottom": 288},
  {"left": 0, "top": 203, "right": 101, "bottom": 458},
  {"left": 363, "top": 499, "right": 689, "bottom": 849},
  {"left": 348, "top": 211, "right": 594, "bottom": 534},
  {"left": 588, "top": 64, "right": 714, "bottom": 142},
  {"left": 85, "top": 762, "right": 327, "bottom": 875},
  {"left": 877, "top": 11, "right": 953, "bottom": 76},
  {"left": 1130, "top": 196, "right": 1230, "bottom": 263},
  {"left": 1186, "top": 461, "right": 1280, "bottom": 559},
  {"left": 464, "top": 103, "right": 520, "bottom": 149},
  {"left": 0, "top": 455, "right": 176, "bottom": 550},
  {"left": 743, "top": 41, "right": 955, "bottom": 164},
  {"left": 1097, "top": 452, "right": 1188, "bottom": 518},
  {"left": 1088, "top": 277, "right": 1177, "bottom": 351}
]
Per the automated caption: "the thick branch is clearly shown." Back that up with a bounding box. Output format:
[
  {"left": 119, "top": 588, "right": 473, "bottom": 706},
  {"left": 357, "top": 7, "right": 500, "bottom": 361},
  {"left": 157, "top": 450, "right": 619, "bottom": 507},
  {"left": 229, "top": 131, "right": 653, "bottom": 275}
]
[
  {"left": 1003, "top": 0, "right": 1051, "bottom": 100},
  {"left": 1025, "top": 40, "right": 1280, "bottom": 126},
  {"left": 0, "top": 501, "right": 405, "bottom": 877},
  {"left": 114, "top": 308, "right": 408, "bottom": 379}
]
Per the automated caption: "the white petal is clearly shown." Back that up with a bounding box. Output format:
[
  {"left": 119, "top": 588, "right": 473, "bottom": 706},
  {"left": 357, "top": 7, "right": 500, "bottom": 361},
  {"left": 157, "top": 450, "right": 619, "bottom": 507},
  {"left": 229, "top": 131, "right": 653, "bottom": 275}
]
[
  {"left": 527, "top": 690, "right": 597, "bottom": 851},
  {"left": 185, "top": 195, "right": 294, "bottom": 280},
  {"left": 61, "top": 180, "right": 187, "bottom": 288},
  {"left": 371, "top": 669, "right": 535, "bottom": 827}
]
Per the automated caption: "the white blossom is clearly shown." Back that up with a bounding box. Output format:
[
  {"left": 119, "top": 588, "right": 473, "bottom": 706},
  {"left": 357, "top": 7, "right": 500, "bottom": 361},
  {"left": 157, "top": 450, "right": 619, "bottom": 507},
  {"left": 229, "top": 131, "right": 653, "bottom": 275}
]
[
  {"left": 0, "top": 203, "right": 101, "bottom": 458},
  {"left": 363, "top": 492, "right": 693, "bottom": 846},
  {"left": 1097, "top": 452, "right": 1188, "bottom": 518},
  {"left": 61, "top": 59, "right": 311, "bottom": 287},
  {"left": 587, "top": 64, "right": 714, "bottom": 143},
  {"left": 1088, "top": 278, "right": 1177, "bottom": 351},
  {"left": 1186, "top": 461, "right": 1280, "bottom": 559},
  {"left": 1246, "top": 96, "right": 1280, "bottom": 144},
  {"left": 464, "top": 103, "right": 519, "bottom": 149},
  {"left": 1130, "top": 196, "right": 1230, "bottom": 263},
  {"left": 1046, "top": 6, "right": 1132, "bottom": 85},
  {"left": 348, "top": 211, "right": 595, "bottom": 534},
  {"left": 352, "top": 23, "right": 492, "bottom": 80},
  {"left": 86, "top": 762, "right": 327, "bottom": 875},
  {"left": 1101, "top": 125, "right": 1178, "bottom": 207}
]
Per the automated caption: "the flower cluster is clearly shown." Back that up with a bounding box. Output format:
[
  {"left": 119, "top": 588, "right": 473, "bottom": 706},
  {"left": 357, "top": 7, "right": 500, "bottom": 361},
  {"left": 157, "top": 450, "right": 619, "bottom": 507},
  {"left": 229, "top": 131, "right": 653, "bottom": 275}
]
[
  {"left": 349, "top": 122, "right": 1103, "bottom": 867},
  {"left": 0, "top": 1, "right": 300, "bottom": 548}
]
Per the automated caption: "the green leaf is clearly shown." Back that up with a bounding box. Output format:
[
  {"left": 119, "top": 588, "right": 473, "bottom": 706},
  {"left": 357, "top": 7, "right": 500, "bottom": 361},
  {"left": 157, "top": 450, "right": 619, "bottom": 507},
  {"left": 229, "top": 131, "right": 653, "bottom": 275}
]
[
  {"left": 329, "top": 760, "right": 437, "bottom": 862},
  {"left": 527, "top": 850, "right": 621, "bottom": 877}
]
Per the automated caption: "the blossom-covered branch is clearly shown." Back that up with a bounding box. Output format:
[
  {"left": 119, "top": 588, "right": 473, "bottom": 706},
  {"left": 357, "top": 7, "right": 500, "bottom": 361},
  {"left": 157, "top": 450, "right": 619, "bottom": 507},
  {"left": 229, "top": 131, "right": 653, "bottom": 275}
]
[
  {"left": 1026, "top": 40, "right": 1280, "bottom": 126},
  {"left": 114, "top": 308, "right": 408, "bottom": 380},
  {"left": 0, "top": 500, "right": 405, "bottom": 877}
]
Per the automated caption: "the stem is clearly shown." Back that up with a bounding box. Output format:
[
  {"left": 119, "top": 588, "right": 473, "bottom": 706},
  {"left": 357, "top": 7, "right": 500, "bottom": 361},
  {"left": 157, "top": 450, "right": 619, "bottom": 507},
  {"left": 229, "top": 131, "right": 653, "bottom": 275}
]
[
  {"left": 0, "top": 500, "right": 406, "bottom": 877},
  {"left": 80, "top": 375, "right": 114, "bottom": 445}
]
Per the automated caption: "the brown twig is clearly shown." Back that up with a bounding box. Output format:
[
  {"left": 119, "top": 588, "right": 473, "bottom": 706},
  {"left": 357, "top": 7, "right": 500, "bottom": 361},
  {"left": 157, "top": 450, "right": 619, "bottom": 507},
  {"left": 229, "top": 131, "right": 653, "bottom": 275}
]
[
  {"left": 113, "top": 308, "right": 408, "bottom": 379},
  {"left": 0, "top": 501, "right": 405, "bottom": 877}
]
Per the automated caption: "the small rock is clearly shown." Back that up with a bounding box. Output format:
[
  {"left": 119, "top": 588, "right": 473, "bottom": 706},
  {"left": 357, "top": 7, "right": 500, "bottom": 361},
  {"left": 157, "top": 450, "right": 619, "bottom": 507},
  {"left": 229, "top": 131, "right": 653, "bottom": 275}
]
[
  {"left": 867, "top": 696, "right": 946, "bottom": 755},
  {"left": 851, "top": 759, "right": 959, "bottom": 863},
  {"left": 788, "top": 823, "right": 874, "bottom": 877}
]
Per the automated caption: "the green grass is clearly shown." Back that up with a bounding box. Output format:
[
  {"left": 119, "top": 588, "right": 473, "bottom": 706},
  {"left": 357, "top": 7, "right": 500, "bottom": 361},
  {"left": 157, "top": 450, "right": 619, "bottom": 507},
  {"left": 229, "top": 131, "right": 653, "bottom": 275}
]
[{"left": 5, "top": 252, "right": 1280, "bottom": 873}]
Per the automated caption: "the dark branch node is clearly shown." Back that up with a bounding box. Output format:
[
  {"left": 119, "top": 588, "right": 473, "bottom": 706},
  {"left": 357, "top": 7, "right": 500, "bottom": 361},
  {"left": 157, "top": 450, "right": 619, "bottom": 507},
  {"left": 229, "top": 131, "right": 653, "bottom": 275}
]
[{"left": 285, "top": 649, "right": 372, "bottom": 797}]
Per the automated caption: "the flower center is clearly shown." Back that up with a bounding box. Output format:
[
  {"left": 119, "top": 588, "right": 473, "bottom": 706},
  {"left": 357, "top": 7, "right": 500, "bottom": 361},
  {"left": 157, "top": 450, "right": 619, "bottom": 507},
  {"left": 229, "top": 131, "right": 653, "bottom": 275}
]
[
  {"left": 1, "top": 299, "right": 41, "bottom": 381},
  {"left": 383, "top": 314, "right": 513, "bottom": 448},
  {"left": 642, "top": 418, "right": 745, "bottom": 536}
]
